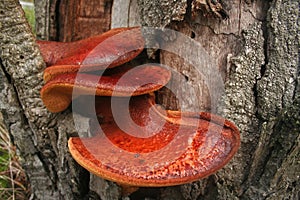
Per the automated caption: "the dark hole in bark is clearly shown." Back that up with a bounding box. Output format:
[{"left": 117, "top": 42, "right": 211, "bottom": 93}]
[
  {"left": 191, "top": 31, "right": 196, "bottom": 39},
  {"left": 129, "top": 187, "right": 161, "bottom": 199}
]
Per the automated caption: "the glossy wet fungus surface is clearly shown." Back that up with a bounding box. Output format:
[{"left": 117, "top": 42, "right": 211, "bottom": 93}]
[{"left": 39, "top": 27, "right": 240, "bottom": 188}]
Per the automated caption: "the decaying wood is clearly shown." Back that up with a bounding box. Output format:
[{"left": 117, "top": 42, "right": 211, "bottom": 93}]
[
  {"left": 59, "top": 0, "right": 113, "bottom": 41},
  {"left": 111, "top": 0, "right": 140, "bottom": 28},
  {"left": 0, "top": 0, "right": 299, "bottom": 199},
  {"left": 36, "top": 0, "right": 113, "bottom": 41}
]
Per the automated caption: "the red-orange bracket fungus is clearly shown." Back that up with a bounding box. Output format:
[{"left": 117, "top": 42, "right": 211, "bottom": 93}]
[
  {"left": 40, "top": 64, "right": 171, "bottom": 113},
  {"left": 68, "top": 94, "right": 240, "bottom": 187},
  {"left": 38, "top": 27, "right": 144, "bottom": 83},
  {"left": 39, "top": 27, "right": 240, "bottom": 191}
]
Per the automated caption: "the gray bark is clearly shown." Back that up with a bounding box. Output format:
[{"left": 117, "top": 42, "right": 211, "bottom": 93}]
[
  {"left": 0, "top": 0, "right": 299, "bottom": 200},
  {"left": 34, "top": 0, "right": 58, "bottom": 40}
]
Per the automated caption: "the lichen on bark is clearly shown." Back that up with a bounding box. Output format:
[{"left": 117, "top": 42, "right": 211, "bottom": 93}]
[
  {"left": 137, "top": 0, "right": 187, "bottom": 28},
  {"left": 257, "top": 0, "right": 299, "bottom": 120},
  {"left": 222, "top": 0, "right": 300, "bottom": 199},
  {"left": 218, "top": 21, "right": 265, "bottom": 199},
  {"left": 243, "top": 0, "right": 300, "bottom": 199}
]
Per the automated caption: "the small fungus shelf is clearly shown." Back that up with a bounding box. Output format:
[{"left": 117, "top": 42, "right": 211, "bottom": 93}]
[{"left": 40, "top": 64, "right": 171, "bottom": 113}]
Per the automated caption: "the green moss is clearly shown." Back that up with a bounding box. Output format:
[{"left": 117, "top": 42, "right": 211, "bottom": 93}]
[
  {"left": 0, "top": 149, "right": 9, "bottom": 170},
  {"left": 0, "top": 145, "right": 10, "bottom": 193}
]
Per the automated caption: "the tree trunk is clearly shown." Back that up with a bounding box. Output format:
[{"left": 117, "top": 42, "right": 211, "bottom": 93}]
[{"left": 0, "top": 0, "right": 299, "bottom": 200}]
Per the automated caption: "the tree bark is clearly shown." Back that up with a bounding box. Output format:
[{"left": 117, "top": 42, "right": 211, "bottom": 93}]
[
  {"left": 35, "top": 0, "right": 112, "bottom": 41},
  {"left": 0, "top": 0, "right": 299, "bottom": 200}
]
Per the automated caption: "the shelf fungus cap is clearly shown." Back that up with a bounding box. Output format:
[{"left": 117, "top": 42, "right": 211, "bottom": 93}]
[
  {"left": 68, "top": 94, "right": 240, "bottom": 187},
  {"left": 40, "top": 65, "right": 171, "bottom": 113},
  {"left": 38, "top": 27, "right": 145, "bottom": 83}
]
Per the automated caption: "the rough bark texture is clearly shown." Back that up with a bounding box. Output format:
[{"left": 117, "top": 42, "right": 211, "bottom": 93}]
[
  {"left": 35, "top": 0, "right": 112, "bottom": 41},
  {"left": 34, "top": 0, "right": 59, "bottom": 40},
  {"left": 0, "top": 0, "right": 299, "bottom": 200}
]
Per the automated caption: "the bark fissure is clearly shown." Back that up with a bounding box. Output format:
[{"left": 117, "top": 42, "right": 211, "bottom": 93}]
[
  {"left": 293, "top": 69, "right": 300, "bottom": 100},
  {"left": 54, "top": 0, "right": 61, "bottom": 40},
  {"left": 0, "top": 58, "right": 12, "bottom": 84},
  {"left": 238, "top": 0, "right": 242, "bottom": 33},
  {"left": 254, "top": 14, "right": 270, "bottom": 122},
  {"left": 127, "top": 0, "right": 132, "bottom": 26},
  {"left": 193, "top": 22, "right": 241, "bottom": 37},
  {"left": 185, "top": 0, "right": 192, "bottom": 21}
]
